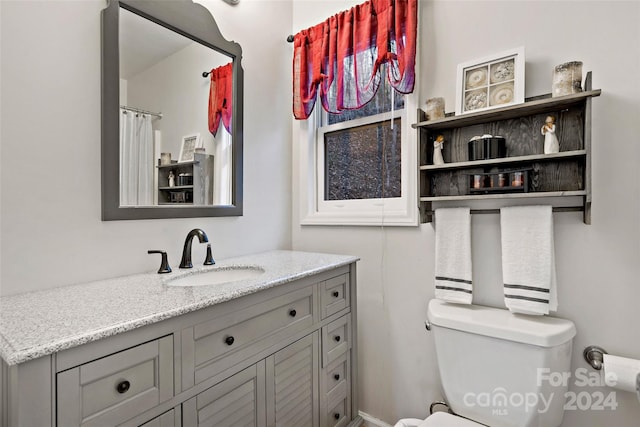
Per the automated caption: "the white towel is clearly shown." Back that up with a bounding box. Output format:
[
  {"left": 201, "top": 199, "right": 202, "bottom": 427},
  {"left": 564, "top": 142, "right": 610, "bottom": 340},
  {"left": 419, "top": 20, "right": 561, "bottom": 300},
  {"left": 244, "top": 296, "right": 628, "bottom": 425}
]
[
  {"left": 435, "top": 208, "right": 473, "bottom": 304},
  {"left": 500, "top": 205, "right": 557, "bottom": 315}
]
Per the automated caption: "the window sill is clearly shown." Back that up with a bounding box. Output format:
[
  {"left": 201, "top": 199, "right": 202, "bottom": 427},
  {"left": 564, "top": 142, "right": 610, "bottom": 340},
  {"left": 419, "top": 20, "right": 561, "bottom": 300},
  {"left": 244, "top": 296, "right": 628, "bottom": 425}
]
[{"left": 300, "top": 208, "right": 419, "bottom": 227}]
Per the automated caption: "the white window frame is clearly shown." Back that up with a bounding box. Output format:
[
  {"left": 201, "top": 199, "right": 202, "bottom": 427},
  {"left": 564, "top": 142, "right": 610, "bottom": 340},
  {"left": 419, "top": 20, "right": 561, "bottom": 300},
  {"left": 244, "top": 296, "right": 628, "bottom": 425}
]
[{"left": 299, "top": 90, "right": 419, "bottom": 226}]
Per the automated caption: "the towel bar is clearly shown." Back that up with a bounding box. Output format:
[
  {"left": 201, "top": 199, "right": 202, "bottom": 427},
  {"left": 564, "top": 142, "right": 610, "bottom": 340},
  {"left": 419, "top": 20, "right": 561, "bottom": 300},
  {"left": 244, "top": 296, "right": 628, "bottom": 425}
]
[
  {"left": 426, "top": 206, "right": 583, "bottom": 226},
  {"left": 427, "top": 206, "right": 582, "bottom": 217}
]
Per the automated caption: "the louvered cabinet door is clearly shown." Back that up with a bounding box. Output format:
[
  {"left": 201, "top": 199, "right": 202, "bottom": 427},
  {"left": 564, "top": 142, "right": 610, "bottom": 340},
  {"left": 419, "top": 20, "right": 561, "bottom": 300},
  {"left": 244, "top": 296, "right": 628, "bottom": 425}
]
[
  {"left": 266, "top": 332, "right": 320, "bottom": 427},
  {"left": 182, "top": 362, "right": 266, "bottom": 427}
]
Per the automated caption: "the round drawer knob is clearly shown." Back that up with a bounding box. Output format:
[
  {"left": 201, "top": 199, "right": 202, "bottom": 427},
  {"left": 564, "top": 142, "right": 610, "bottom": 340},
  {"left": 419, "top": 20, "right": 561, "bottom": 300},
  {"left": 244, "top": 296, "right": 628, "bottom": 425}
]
[
  {"left": 332, "top": 291, "right": 339, "bottom": 298},
  {"left": 334, "top": 413, "right": 340, "bottom": 420},
  {"left": 225, "top": 336, "right": 235, "bottom": 346},
  {"left": 116, "top": 380, "right": 130, "bottom": 394},
  {"left": 334, "top": 373, "right": 340, "bottom": 381},
  {"left": 289, "top": 309, "right": 297, "bottom": 317},
  {"left": 334, "top": 335, "right": 341, "bottom": 342}
]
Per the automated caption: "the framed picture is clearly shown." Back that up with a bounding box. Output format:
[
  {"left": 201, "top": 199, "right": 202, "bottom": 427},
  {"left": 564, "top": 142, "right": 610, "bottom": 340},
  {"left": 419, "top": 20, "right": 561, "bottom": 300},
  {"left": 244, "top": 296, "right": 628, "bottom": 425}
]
[
  {"left": 178, "top": 133, "right": 202, "bottom": 162},
  {"left": 455, "top": 47, "right": 525, "bottom": 115}
]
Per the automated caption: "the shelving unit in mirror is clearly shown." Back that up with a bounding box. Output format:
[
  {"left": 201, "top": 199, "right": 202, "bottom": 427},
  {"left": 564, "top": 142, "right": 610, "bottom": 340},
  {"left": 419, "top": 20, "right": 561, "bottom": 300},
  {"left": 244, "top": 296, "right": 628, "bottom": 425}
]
[
  {"left": 413, "top": 71, "right": 600, "bottom": 224},
  {"left": 157, "top": 152, "right": 214, "bottom": 205}
]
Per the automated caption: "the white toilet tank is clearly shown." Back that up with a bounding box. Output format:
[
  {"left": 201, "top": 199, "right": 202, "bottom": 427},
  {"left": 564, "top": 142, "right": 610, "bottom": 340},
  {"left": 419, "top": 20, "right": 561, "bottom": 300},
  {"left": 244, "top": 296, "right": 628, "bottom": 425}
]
[{"left": 427, "top": 299, "right": 576, "bottom": 427}]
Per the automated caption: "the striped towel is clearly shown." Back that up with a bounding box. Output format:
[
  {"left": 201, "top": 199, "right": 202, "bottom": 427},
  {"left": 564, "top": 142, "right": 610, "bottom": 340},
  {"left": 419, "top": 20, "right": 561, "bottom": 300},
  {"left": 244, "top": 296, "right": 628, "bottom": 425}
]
[
  {"left": 434, "top": 208, "right": 473, "bottom": 304},
  {"left": 500, "top": 206, "right": 557, "bottom": 315}
]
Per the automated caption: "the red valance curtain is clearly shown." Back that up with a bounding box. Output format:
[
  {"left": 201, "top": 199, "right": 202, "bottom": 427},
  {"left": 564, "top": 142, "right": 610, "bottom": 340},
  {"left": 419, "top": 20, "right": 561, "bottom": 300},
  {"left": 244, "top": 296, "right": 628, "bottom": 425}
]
[
  {"left": 292, "top": 0, "right": 417, "bottom": 120},
  {"left": 208, "top": 62, "right": 233, "bottom": 136}
]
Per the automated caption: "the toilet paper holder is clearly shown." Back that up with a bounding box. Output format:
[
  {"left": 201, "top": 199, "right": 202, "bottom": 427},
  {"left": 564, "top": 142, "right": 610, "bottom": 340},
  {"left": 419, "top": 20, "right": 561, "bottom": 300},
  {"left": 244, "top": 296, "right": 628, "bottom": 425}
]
[{"left": 583, "top": 345, "right": 608, "bottom": 370}]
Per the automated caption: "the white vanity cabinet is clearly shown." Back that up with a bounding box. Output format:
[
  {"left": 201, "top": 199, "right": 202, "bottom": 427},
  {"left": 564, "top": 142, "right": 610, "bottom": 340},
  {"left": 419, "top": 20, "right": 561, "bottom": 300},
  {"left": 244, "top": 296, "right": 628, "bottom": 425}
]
[{"left": 0, "top": 260, "right": 360, "bottom": 427}]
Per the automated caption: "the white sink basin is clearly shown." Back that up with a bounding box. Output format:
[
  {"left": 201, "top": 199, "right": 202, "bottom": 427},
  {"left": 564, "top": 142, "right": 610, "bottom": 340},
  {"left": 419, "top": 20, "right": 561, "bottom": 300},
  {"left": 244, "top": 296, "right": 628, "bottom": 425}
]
[{"left": 166, "top": 266, "right": 265, "bottom": 287}]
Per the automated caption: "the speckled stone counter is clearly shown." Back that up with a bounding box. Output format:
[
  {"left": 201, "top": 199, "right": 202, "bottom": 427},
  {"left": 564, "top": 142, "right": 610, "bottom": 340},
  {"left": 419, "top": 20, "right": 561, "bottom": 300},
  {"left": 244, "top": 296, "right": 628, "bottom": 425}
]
[{"left": 0, "top": 250, "right": 358, "bottom": 365}]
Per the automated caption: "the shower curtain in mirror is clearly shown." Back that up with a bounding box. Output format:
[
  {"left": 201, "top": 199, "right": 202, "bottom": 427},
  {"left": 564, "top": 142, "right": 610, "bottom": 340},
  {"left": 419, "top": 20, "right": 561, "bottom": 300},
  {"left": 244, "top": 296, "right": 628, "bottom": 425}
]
[{"left": 120, "top": 109, "right": 154, "bottom": 206}]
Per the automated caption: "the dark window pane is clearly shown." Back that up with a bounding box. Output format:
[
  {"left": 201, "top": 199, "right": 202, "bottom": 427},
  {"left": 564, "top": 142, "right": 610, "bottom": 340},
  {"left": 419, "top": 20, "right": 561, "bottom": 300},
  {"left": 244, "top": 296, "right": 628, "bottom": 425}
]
[
  {"left": 324, "top": 118, "right": 401, "bottom": 200},
  {"left": 326, "top": 69, "right": 405, "bottom": 125}
]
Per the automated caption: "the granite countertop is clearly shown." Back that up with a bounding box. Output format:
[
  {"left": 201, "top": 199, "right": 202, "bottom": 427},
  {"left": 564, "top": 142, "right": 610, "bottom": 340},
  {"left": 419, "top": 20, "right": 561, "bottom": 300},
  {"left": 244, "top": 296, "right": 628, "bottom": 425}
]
[{"left": 0, "top": 250, "right": 358, "bottom": 365}]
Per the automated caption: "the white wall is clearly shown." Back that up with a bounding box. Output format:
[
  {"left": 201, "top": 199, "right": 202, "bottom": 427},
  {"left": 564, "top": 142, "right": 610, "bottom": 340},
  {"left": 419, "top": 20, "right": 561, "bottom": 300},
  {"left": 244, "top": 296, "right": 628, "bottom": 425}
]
[
  {"left": 0, "top": 0, "right": 293, "bottom": 296},
  {"left": 292, "top": 1, "right": 640, "bottom": 426}
]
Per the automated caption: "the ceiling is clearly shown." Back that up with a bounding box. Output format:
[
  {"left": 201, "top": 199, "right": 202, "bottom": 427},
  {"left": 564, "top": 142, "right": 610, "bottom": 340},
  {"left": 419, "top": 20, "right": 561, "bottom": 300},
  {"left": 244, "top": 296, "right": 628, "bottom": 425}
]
[{"left": 119, "top": 8, "right": 193, "bottom": 80}]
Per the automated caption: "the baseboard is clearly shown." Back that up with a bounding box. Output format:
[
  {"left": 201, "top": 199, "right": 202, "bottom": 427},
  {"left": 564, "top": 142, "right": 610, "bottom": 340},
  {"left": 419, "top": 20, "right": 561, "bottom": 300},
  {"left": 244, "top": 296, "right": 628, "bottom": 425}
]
[{"left": 358, "top": 410, "right": 394, "bottom": 427}]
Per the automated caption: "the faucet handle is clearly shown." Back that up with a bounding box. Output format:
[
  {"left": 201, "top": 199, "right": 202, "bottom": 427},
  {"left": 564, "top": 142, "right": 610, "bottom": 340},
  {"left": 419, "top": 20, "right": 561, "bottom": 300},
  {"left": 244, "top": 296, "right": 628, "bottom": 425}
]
[
  {"left": 204, "top": 244, "right": 215, "bottom": 265},
  {"left": 148, "top": 250, "right": 172, "bottom": 274}
]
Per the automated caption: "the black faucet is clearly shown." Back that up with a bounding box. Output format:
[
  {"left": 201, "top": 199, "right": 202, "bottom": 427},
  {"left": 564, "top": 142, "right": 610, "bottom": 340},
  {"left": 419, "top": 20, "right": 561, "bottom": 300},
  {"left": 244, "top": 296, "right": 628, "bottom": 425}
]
[
  {"left": 148, "top": 250, "right": 172, "bottom": 274},
  {"left": 179, "top": 228, "right": 209, "bottom": 269}
]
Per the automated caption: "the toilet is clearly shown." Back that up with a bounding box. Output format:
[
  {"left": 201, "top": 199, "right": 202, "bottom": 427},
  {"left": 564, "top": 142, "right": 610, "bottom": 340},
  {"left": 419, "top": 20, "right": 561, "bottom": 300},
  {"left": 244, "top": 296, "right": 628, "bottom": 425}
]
[{"left": 396, "top": 299, "right": 576, "bottom": 427}]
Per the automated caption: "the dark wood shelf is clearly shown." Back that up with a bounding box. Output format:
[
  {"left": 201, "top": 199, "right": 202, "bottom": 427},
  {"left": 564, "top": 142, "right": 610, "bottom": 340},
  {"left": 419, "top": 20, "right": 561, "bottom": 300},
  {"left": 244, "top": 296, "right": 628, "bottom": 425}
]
[
  {"left": 413, "top": 90, "right": 601, "bottom": 130},
  {"left": 421, "top": 190, "right": 586, "bottom": 202},
  {"left": 158, "top": 202, "right": 194, "bottom": 206},
  {"left": 420, "top": 150, "right": 586, "bottom": 171},
  {"left": 417, "top": 72, "right": 598, "bottom": 224},
  {"left": 157, "top": 160, "right": 199, "bottom": 169},
  {"left": 158, "top": 185, "right": 194, "bottom": 191}
]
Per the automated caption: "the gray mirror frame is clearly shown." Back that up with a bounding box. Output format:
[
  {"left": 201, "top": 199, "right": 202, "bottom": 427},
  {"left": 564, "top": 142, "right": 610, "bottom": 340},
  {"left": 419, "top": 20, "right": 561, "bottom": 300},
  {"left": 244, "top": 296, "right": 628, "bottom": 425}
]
[{"left": 101, "top": 0, "right": 243, "bottom": 220}]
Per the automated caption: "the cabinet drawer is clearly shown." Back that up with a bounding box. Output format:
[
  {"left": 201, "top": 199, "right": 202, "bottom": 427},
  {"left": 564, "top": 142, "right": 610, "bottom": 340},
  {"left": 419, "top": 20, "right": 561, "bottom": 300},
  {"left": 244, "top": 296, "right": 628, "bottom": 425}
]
[
  {"left": 323, "top": 380, "right": 351, "bottom": 427},
  {"left": 321, "top": 315, "right": 351, "bottom": 367},
  {"left": 57, "top": 336, "right": 174, "bottom": 427},
  {"left": 323, "top": 350, "right": 349, "bottom": 398},
  {"left": 320, "top": 274, "right": 350, "bottom": 319},
  {"left": 185, "top": 285, "right": 314, "bottom": 386}
]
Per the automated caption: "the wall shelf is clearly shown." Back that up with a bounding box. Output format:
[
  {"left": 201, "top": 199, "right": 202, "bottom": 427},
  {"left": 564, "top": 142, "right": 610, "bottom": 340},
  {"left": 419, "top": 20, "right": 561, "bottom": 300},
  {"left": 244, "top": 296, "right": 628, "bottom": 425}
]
[
  {"left": 156, "top": 153, "right": 214, "bottom": 205},
  {"left": 157, "top": 159, "right": 199, "bottom": 169},
  {"left": 420, "top": 190, "right": 586, "bottom": 202},
  {"left": 415, "top": 72, "right": 600, "bottom": 224},
  {"left": 158, "top": 185, "right": 194, "bottom": 190},
  {"left": 419, "top": 150, "right": 587, "bottom": 171},
  {"left": 412, "top": 89, "right": 601, "bottom": 130}
]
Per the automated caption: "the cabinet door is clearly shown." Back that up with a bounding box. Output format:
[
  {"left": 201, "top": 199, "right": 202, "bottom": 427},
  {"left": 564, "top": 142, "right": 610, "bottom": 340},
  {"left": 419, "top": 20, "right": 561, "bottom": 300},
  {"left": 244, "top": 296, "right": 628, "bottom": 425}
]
[
  {"left": 183, "top": 362, "right": 266, "bottom": 427},
  {"left": 266, "top": 332, "right": 319, "bottom": 427}
]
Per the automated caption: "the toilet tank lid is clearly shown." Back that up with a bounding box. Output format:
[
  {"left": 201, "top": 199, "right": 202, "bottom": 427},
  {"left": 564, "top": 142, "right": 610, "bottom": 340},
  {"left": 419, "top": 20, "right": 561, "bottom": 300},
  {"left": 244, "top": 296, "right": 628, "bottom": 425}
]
[{"left": 427, "top": 299, "right": 576, "bottom": 348}]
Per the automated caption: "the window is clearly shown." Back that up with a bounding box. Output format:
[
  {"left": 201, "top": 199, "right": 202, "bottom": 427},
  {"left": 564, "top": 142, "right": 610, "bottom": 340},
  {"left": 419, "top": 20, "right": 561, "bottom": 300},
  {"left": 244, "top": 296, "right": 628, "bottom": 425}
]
[
  {"left": 299, "top": 73, "right": 418, "bottom": 226},
  {"left": 293, "top": 0, "right": 418, "bottom": 226}
]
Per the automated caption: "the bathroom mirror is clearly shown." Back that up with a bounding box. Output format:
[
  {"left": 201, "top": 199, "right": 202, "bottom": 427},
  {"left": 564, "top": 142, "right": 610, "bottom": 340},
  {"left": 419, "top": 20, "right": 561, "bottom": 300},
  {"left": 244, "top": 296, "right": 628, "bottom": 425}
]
[{"left": 102, "top": 0, "right": 243, "bottom": 220}]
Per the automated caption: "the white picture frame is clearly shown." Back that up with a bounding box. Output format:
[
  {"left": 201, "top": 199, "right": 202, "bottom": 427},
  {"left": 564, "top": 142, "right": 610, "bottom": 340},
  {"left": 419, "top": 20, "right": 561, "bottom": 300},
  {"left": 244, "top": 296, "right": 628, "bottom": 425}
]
[
  {"left": 178, "top": 133, "right": 202, "bottom": 162},
  {"left": 455, "top": 47, "right": 525, "bottom": 115}
]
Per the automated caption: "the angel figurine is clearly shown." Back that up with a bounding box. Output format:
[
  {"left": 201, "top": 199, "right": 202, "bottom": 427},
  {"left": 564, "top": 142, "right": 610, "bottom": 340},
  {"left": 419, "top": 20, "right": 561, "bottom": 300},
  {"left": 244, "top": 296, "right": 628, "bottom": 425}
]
[
  {"left": 168, "top": 170, "right": 175, "bottom": 187},
  {"left": 541, "top": 115, "right": 560, "bottom": 154},
  {"left": 433, "top": 134, "right": 445, "bottom": 165}
]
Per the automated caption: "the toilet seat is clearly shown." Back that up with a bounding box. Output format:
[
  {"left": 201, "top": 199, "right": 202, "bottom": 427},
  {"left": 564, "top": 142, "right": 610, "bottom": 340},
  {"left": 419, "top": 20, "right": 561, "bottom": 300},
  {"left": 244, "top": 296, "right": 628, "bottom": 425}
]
[{"left": 421, "top": 412, "right": 483, "bottom": 426}]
